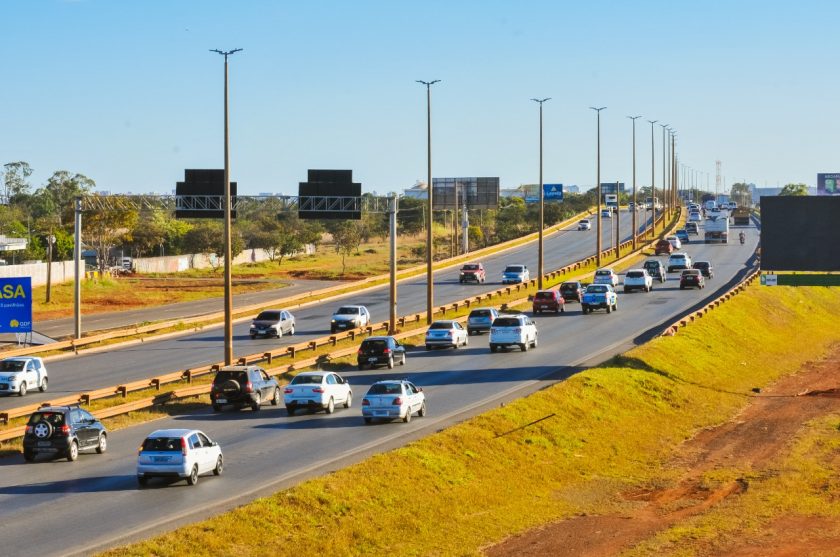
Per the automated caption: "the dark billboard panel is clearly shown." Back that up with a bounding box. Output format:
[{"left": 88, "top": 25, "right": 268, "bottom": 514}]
[
  {"left": 817, "top": 173, "right": 840, "bottom": 195},
  {"left": 175, "top": 169, "right": 237, "bottom": 219},
  {"left": 298, "top": 169, "right": 361, "bottom": 220},
  {"left": 432, "top": 177, "right": 499, "bottom": 210},
  {"left": 760, "top": 196, "right": 840, "bottom": 271}
]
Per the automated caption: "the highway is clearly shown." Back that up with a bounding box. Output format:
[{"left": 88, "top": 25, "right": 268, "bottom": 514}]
[
  {"left": 0, "top": 210, "right": 648, "bottom": 413},
  {"left": 0, "top": 218, "right": 760, "bottom": 557}
]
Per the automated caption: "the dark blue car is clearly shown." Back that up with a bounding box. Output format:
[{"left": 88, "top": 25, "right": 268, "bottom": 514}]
[{"left": 676, "top": 229, "right": 689, "bottom": 243}]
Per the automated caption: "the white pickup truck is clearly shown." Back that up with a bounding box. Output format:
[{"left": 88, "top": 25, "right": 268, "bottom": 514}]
[{"left": 0, "top": 357, "right": 48, "bottom": 396}]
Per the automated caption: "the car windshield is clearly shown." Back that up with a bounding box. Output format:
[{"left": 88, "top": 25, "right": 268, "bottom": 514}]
[
  {"left": 683, "top": 270, "right": 700, "bottom": 276},
  {"left": 695, "top": 262, "right": 710, "bottom": 269},
  {"left": 462, "top": 264, "right": 479, "bottom": 270},
  {"left": 142, "top": 437, "right": 182, "bottom": 452},
  {"left": 534, "top": 292, "right": 554, "bottom": 299},
  {"left": 626, "top": 271, "right": 644, "bottom": 278},
  {"left": 595, "top": 270, "right": 612, "bottom": 276},
  {"left": 0, "top": 360, "right": 25, "bottom": 372},
  {"left": 579, "top": 220, "right": 589, "bottom": 225},
  {"left": 335, "top": 307, "right": 359, "bottom": 315},
  {"left": 560, "top": 283, "right": 578, "bottom": 291},
  {"left": 214, "top": 371, "right": 247, "bottom": 384},
  {"left": 361, "top": 340, "right": 388, "bottom": 350},
  {"left": 470, "top": 309, "right": 493, "bottom": 318},
  {"left": 587, "top": 285, "right": 608, "bottom": 293},
  {"left": 255, "top": 311, "right": 280, "bottom": 321},
  {"left": 493, "top": 317, "right": 522, "bottom": 327},
  {"left": 368, "top": 383, "right": 403, "bottom": 395},
  {"left": 504, "top": 266, "right": 524, "bottom": 273},
  {"left": 671, "top": 255, "right": 686, "bottom": 260},
  {"left": 290, "top": 374, "right": 323, "bottom": 385},
  {"left": 429, "top": 322, "right": 453, "bottom": 330},
  {"left": 28, "top": 412, "right": 65, "bottom": 426}
]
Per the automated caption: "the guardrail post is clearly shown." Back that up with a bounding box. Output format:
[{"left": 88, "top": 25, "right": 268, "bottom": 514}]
[
  {"left": 237, "top": 357, "right": 247, "bottom": 365},
  {"left": 80, "top": 394, "right": 91, "bottom": 405},
  {"left": 308, "top": 341, "right": 317, "bottom": 351},
  {"left": 440, "top": 306, "right": 446, "bottom": 316},
  {"left": 329, "top": 336, "right": 337, "bottom": 346},
  {"left": 287, "top": 346, "right": 296, "bottom": 358},
  {"left": 151, "top": 379, "right": 161, "bottom": 391},
  {"left": 348, "top": 331, "right": 355, "bottom": 341},
  {"left": 399, "top": 317, "right": 405, "bottom": 327},
  {"left": 263, "top": 352, "right": 273, "bottom": 364},
  {"left": 211, "top": 364, "right": 220, "bottom": 373},
  {"left": 0, "top": 413, "right": 8, "bottom": 425},
  {"left": 117, "top": 386, "right": 127, "bottom": 398}
]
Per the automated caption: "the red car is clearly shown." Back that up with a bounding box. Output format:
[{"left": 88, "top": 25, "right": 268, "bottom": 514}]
[
  {"left": 533, "top": 289, "right": 565, "bottom": 314},
  {"left": 679, "top": 269, "right": 705, "bottom": 290},
  {"left": 654, "top": 239, "right": 674, "bottom": 255},
  {"left": 459, "top": 263, "right": 486, "bottom": 284}
]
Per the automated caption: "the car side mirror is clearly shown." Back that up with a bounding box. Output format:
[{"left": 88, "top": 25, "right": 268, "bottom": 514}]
[{"left": 417, "top": 387, "right": 423, "bottom": 392}]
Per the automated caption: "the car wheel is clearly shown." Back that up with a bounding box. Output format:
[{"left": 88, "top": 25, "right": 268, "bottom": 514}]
[
  {"left": 400, "top": 354, "right": 406, "bottom": 366},
  {"left": 18, "top": 382, "right": 26, "bottom": 397},
  {"left": 290, "top": 325, "right": 295, "bottom": 335},
  {"left": 606, "top": 304, "right": 612, "bottom": 314},
  {"left": 212, "top": 404, "right": 221, "bottom": 412},
  {"left": 403, "top": 407, "right": 412, "bottom": 423},
  {"left": 96, "top": 433, "right": 107, "bottom": 454},
  {"left": 613, "top": 303, "right": 618, "bottom": 312},
  {"left": 137, "top": 476, "right": 148, "bottom": 487},
  {"left": 490, "top": 344, "right": 497, "bottom": 353},
  {"left": 326, "top": 397, "right": 335, "bottom": 414},
  {"left": 275, "top": 328, "right": 282, "bottom": 338},
  {"left": 418, "top": 401, "right": 427, "bottom": 417},
  {"left": 364, "top": 417, "right": 372, "bottom": 424},
  {"left": 251, "top": 393, "right": 261, "bottom": 411},
  {"left": 344, "top": 392, "right": 353, "bottom": 408},
  {"left": 468, "top": 329, "right": 474, "bottom": 336},
  {"left": 532, "top": 335, "right": 538, "bottom": 348},
  {"left": 39, "top": 377, "right": 48, "bottom": 392},
  {"left": 559, "top": 306, "right": 564, "bottom": 314},
  {"left": 187, "top": 465, "right": 199, "bottom": 486},
  {"left": 520, "top": 342, "right": 528, "bottom": 352},
  {"left": 286, "top": 406, "right": 296, "bottom": 416},
  {"left": 23, "top": 449, "right": 35, "bottom": 462},
  {"left": 271, "top": 388, "right": 281, "bottom": 406},
  {"left": 358, "top": 363, "right": 365, "bottom": 371},
  {"left": 250, "top": 334, "right": 256, "bottom": 339},
  {"left": 67, "top": 441, "right": 79, "bottom": 462},
  {"left": 213, "top": 455, "right": 224, "bottom": 476},
  {"left": 425, "top": 345, "right": 431, "bottom": 351},
  {"left": 623, "top": 288, "right": 629, "bottom": 294},
  {"left": 330, "top": 327, "right": 336, "bottom": 334},
  {"left": 388, "top": 356, "right": 394, "bottom": 369}
]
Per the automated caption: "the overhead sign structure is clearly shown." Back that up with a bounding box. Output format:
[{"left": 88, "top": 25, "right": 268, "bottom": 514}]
[
  {"left": 175, "top": 169, "right": 238, "bottom": 219},
  {"left": 600, "top": 182, "right": 626, "bottom": 195},
  {"left": 298, "top": 169, "right": 362, "bottom": 220},
  {"left": 432, "top": 177, "right": 499, "bottom": 210},
  {"left": 0, "top": 277, "right": 32, "bottom": 333},
  {"left": 543, "top": 183, "right": 563, "bottom": 201},
  {"left": 817, "top": 173, "right": 840, "bottom": 195}
]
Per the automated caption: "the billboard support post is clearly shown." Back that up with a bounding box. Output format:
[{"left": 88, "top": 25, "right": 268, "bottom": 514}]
[
  {"left": 74, "top": 197, "right": 82, "bottom": 339},
  {"left": 389, "top": 195, "right": 398, "bottom": 334}
]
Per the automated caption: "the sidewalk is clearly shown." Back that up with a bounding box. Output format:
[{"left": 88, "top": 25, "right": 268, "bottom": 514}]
[{"left": 0, "top": 278, "right": 337, "bottom": 346}]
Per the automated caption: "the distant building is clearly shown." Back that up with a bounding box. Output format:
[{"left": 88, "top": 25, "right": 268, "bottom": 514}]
[{"left": 403, "top": 180, "right": 428, "bottom": 200}]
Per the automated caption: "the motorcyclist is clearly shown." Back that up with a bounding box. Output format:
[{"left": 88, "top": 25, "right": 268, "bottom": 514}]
[{"left": 739, "top": 231, "right": 745, "bottom": 244}]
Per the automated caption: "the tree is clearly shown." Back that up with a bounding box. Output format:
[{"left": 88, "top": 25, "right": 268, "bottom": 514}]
[
  {"left": 2, "top": 162, "right": 33, "bottom": 203},
  {"left": 181, "top": 220, "right": 244, "bottom": 271},
  {"left": 328, "top": 220, "right": 364, "bottom": 275},
  {"left": 32, "top": 171, "right": 95, "bottom": 226},
  {"left": 83, "top": 202, "right": 139, "bottom": 271},
  {"left": 397, "top": 197, "right": 425, "bottom": 236},
  {"left": 244, "top": 216, "right": 303, "bottom": 264},
  {"left": 494, "top": 197, "right": 527, "bottom": 242},
  {"left": 730, "top": 182, "right": 752, "bottom": 207},
  {"left": 779, "top": 183, "right": 808, "bottom": 196}
]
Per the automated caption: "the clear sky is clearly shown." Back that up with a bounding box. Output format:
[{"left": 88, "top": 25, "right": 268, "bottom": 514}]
[{"left": 2, "top": 0, "right": 837, "bottom": 196}]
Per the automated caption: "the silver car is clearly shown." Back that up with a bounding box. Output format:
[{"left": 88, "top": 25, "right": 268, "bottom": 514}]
[
  {"left": 137, "top": 429, "right": 223, "bottom": 487},
  {"left": 362, "top": 380, "right": 426, "bottom": 424},
  {"left": 249, "top": 309, "right": 295, "bottom": 338}
]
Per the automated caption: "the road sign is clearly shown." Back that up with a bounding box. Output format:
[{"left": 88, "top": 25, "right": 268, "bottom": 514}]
[
  {"left": 544, "top": 183, "right": 563, "bottom": 201},
  {"left": 0, "top": 277, "right": 32, "bottom": 333},
  {"left": 760, "top": 274, "right": 778, "bottom": 286}
]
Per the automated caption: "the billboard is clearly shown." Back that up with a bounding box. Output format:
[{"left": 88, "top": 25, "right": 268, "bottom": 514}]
[
  {"left": 600, "top": 182, "right": 626, "bottom": 194},
  {"left": 760, "top": 196, "right": 840, "bottom": 271},
  {"left": 175, "top": 169, "right": 238, "bottom": 219},
  {"left": 298, "top": 169, "right": 362, "bottom": 220},
  {"left": 0, "top": 277, "right": 32, "bottom": 333},
  {"left": 817, "top": 173, "right": 840, "bottom": 195},
  {"left": 432, "top": 177, "right": 499, "bottom": 210}
]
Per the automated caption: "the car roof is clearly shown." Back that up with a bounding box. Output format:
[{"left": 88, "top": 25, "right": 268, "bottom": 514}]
[
  {"left": 32, "top": 405, "right": 77, "bottom": 413},
  {"left": 145, "top": 429, "right": 196, "bottom": 438},
  {"left": 218, "top": 365, "right": 259, "bottom": 372},
  {"left": 295, "top": 371, "right": 329, "bottom": 377},
  {"left": 1, "top": 357, "right": 37, "bottom": 362},
  {"left": 371, "top": 379, "right": 408, "bottom": 386},
  {"left": 626, "top": 268, "right": 646, "bottom": 273},
  {"left": 336, "top": 305, "right": 364, "bottom": 309},
  {"left": 364, "top": 336, "right": 394, "bottom": 341},
  {"left": 430, "top": 320, "right": 457, "bottom": 325}
]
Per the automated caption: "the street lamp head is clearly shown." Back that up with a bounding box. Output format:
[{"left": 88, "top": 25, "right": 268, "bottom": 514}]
[
  {"left": 589, "top": 106, "right": 607, "bottom": 112},
  {"left": 648, "top": 119, "right": 658, "bottom": 125},
  {"left": 210, "top": 48, "right": 243, "bottom": 57},
  {"left": 627, "top": 115, "right": 642, "bottom": 120},
  {"left": 416, "top": 79, "right": 441, "bottom": 87},
  {"left": 531, "top": 97, "right": 551, "bottom": 104}
]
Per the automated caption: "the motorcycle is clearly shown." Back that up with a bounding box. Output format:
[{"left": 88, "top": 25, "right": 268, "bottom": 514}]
[{"left": 739, "top": 233, "right": 745, "bottom": 245}]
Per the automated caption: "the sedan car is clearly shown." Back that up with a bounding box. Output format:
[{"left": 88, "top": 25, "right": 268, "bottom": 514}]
[
  {"left": 667, "top": 252, "right": 693, "bottom": 273},
  {"left": 559, "top": 281, "right": 584, "bottom": 303},
  {"left": 357, "top": 336, "right": 406, "bottom": 370},
  {"left": 675, "top": 229, "right": 689, "bottom": 243},
  {"left": 688, "top": 211, "right": 702, "bottom": 222},
  {"left": 666, "top": 235, "right": 682, "bottom": 249},
  {"left": 593, "top": 268, "right": 619, "bottom": 287},
  {"left": 693, "top": 261, "right": 714, "bottom": 279},
  {"left": 685, "top": 222, "right": 699, "bottom": 236},
  {"left": 362, "top": 380, "right": 426, "bottom": 424},
  {"left": 600, "top": 209, "right": 612, "bottom": 218},
  {"left": 679, "top": 269, "right": 705, "bottom": 289},
  {"left": 532, "top": 289, "right": 565, "bottom": 314},
  {"left": 137, "top": 429, "right": 223, "bottom": 487},
  {"left": 502, "top": 264, "right": 530, "bottom": 284},
  {"left": 467, "top": 307, "right": 499, "bottom": 335},
  {"left": 577, "top": 219, "right": 592, "bottom": 231},
  {"left": 654, "top": 239, "right": 674, "bottom": 255},
  {"left": 623, "top": 269, "right": 653, "bottom": 293},
  {"left": 249, "top": 309, "right": 295, "bottom": 338},
  {"left": 283, "top": 371, "right": 353, "bottom": 415},
  {"left": 330, "top": 305, "right": 371, "bottom": 334},
  {"left": 425, "top": 320, "right": 468, "bottom": 350}
]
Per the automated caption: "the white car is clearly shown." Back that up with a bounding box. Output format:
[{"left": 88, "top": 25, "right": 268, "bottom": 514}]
[
  {"left": 502, "top": 264, "right": 530, "bottom": 284},
  {"left": 137, "top": 429, "right": 223, "bottom": 487},
  {"left": 330, "top": 305, "right": 371, "bottom": 334},
  {"left": 688, "top": 211, "right": 702, "bottom": 222},
  {"left": 593, "top": 268, "right": 620, "bottom": 287},
  {"left": 362, "top": 380, "right": 426, "bottom": 424},
  {"left": 623, "top": 269, "right": 653, "bottom": 293},
  {"left": 283, "top": 371, "right": 353, "bottom": 416},
  {"left": 425, "top": 320, "right": 468, "bottom": 350},
  {"left": 600, "top": 209, "right": 612, "bottom": 218},
  {"left": 666, "top": 235, "right": 682, "bottom": 249},
  {"left": 489, "top": 314, "right": 538, "bottom": 352},
  {"left": 0, "top": 357, "right": 48, "bottom": 396},
  {"left": 667, "top": 252, "right": 693, "bottom": 273},
  {"left": 577, "top": 219, "right": 592, "bottom": 231}
]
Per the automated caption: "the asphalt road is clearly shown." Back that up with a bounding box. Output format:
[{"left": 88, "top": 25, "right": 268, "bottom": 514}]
[
  {"left": 0, "top": 218, "right": 760, "bottom": 557},
  {"left": 0, "top": 210, "right": 647, "bottom": 413}
]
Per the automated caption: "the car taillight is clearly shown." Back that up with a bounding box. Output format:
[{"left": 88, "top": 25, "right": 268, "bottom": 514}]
[
  {"left": 284, "top": 388, "right": 293, "bottom": 394},
  {"left": 25, "top": 425, "right": 32, "bottom": 434},
  {"left": 393, "top": 397, "right": 403, "bottom": 406},
  {"left": 60, "top": 424, "right": 71, "bottom": 436},
  {"left": 357, "top": 349, "right": 364, "bottom": 355},
  {"left": 313, "top": 387, "right": 325, "bottom": 393},
  {"left": 383, "top": 348, "right": 391, "bottom": 354},
  {"left": 181, "top": 437, "right": 188, "bottom": 456},
  {"left": 243, "top": 382, "right": 254, "bottom": 393},
  {"left": 362, "top": 399, "right": 370, "bottom": 406}
]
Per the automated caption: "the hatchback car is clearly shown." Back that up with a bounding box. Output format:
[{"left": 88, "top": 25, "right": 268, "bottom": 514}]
[
  {"left": 532, "top": 289, "right": 565, "bottom": 314},
  {"left": 642, "top": 260, "right": 667, "bottom": 283},
  {"left": 623, "top": 269, "right": 653, "bottom": 293},
  {"left": 675, "top": 229, "right": 689, "bottom": 243},
  {"left": 489, "top": 314, "right": 538, "bottom": 352},
  {"left": 249, "top": 309, "right": 295, "bottom": 338},
  {"left": 577, "top": 219, "right": 592, "bottom": 231},
  {"left": 23, "top": 406, "right": 107, "bottom": 462},
  {"left": 362, "top": 380, "right": 426, "bottom": 424},
  {"left": 283, "top": 371, "right": 353, "bottom": 415},
  {"left": 600, "top": 209, "right": 612, "bottom": 218},
  {"left": 689, "top": 211, "right": 702, "bottom": 222},
  {"left": 667, "top": 252, "right": 693, "bottom": 273},
  {"left": 685, "top": 222, "right": 699, "bottom": 235},
  {"left": 593, "top": 268, "right": 619, "bottom": 287},
  {"left": 680, "top": 269, "right": 705, "bottom": 289},
  {"left": 210, "top": 366, "right": 281, "bottom": 412},
  {"left": 467, "top": 307, "right": 499, "bottom": 335},
  {"left": 666, "top": 235, "right": 682, "bottom": 249},
  {"left": 692, "top": 261, "right": 714, "bottom": 279},
  {"left": 559, "top": 281, "right": 584, "bottom": 303},
  {"left": 357, "top": 336, "right": 406, "bottom": 370},
  {"left": 654, "top": 239, "right": 674, "bottom": 255},
  {"left": 137, "top": 429, "right": 223, "bottom": 487},
  {"left": 425, "top": 320, "right": 468, "bottom": 350},
  {"left": 502, "top": 264, "right": 530, "bottom": 284},
  {"left": 330, "top": 305, "right": 371, "bottom": 333},
  {"left": 0, "top": 356, "right": 48, "bottom": 396}
]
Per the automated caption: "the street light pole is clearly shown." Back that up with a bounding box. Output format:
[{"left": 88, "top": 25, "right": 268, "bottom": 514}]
[
  {"left": 659, "top": 123, "right": 669, "bottom": 226},
  {"left": 590, "top": 106, "right": 607, "bottom": 266},
  {"left": 211, "top": 47, "right": 242, "bottom": 366},
  {"left": 627, "top": 115, "right": 641, "bottom": 250},
  {"left": 647, "top": 120, "right": 657, "bottom": 236},
  {"left": 417, "top": 79, "right": 440, "bottom": 324},
  {"left": 532, "top": 97, "right": 550, "bottom": 289}
]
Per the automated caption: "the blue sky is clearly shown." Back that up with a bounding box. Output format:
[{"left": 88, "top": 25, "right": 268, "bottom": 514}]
[{"left": 1, "top": 0, "right": 837, "bottom": 196}]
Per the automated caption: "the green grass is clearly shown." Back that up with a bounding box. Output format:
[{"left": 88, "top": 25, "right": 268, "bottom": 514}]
[{"left": 99, "top": 283, "right": 840, "bottom": 557}]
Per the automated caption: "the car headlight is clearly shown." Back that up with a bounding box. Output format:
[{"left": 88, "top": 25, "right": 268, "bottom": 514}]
[{"left": 331, "top": 319, "right": 337, "bottom": 323}]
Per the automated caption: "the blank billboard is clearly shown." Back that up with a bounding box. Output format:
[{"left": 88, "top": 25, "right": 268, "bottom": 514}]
[
  {"left": 760, "top": 196, "right": 840, "bottom": 271},
  {"left": 175, "top": 169, "right": 237, "bottom": 219},
  {"left": 432, "top": 177, "right": 499, "bottom": 210},
  {"left": 298, "top": 169, "right": 362, "bottom": 220}
]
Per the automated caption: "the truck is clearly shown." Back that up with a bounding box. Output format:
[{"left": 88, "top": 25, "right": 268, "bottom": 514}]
[
  {"left": 732, "top": 206, "right": 751, "bottom": 226},
  {"left": 604, "top": 193, "right": 618, "bottom": 212},
  {"left": 581, "top": 284, "right": 618, "bottom": 314},
  {"left": 704, "top": 215, "right": 729, "bottom": 244}
]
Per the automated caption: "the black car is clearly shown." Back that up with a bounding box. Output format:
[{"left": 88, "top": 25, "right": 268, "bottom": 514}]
[
  {"left": 642, "top": 260, "right": 667, "bottom": 283},
  {"left": 692, "top": 261, "right": 714, "bottom": 279},
  {"left": 357, "top": 336, "right": 406, "bottom": 370},
  {"left": 22, "top": 405, "right": 107, "bottom": 462},
  {"left": 211, "top": 365, "right": 281, "bottom": 412},
  {"left": 559, "top": 281, "right": 584, "bottom": 303}
]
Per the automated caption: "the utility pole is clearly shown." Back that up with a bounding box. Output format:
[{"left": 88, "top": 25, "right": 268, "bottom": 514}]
[
  {"left": 74, "top": 197, "right": 82, "bottom": 339},
  {"left": 614, "top": 181, "right": 621, "bottom": 257},
  {"left": 389, "top": 195, "right": 398, "bottom": 333},
  {"left": 532, "top": 97, "right": 550, "bottom": 288},
  {"left": 627, "top": 115, "right": 641, "bottom": 250},
  {"left": 660, "top": 123, "right": 669, "bottom": 223},
  {"left": 45, "top": 234, "right": 54, "bottom": 304},
  {"left": 211, "top": 47, "right": 242, "bottom": 366},
  {"left": 417, "top": 79, "right": 440, "bottom": 324},
  {"left": 648, "top": 120, "right": 657, "bottom": 237},
  {"left": 591, "top": 106, "right": 607, "bottom": 265}
]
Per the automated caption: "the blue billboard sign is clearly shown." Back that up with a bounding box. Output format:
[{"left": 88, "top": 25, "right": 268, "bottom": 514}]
[
  {"left": 543, "top": 183, "right": 563, "bottom": 201},
  {"left": 817, "top": 173, "right": 840, "bottom": 195},
  {"left": 0, "top": 277, "right": 32, "bottom": 333}
]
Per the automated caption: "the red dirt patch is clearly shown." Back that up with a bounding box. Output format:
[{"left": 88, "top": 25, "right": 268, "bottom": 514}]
[{"left": 486, "top": 352, "right": 840, "bottom": 557}]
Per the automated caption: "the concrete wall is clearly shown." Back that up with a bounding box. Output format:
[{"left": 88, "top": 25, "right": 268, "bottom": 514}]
[{"left": 0, "top": 260, "right": 76, "bottom": 287}]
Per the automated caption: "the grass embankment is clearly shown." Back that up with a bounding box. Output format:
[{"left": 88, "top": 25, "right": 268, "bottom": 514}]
[{"left": 101, "top": 282, "right": 840, "bottom": 557}]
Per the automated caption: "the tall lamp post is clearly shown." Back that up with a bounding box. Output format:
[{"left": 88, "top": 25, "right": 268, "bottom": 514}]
[
  {"left": 647, "top": 119, "right": 657, "bottom": 236},
  {"left": 659, "top": 123, "right": 669, "bottom": 224},
  {"left": 590, "top": 106, "right": 606, "bottom": 265},
  {"left": 627, "top": 115, "right": 641, "bottom": 250},
  {"left": 211, "top": 47, "right": 242, "bottom": 366},
  {"left": 532, "top": 97, "right": 550, "bottom": 288},
  {"left": 417, "top": 79, "right": 440, "bottom": 324}
]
